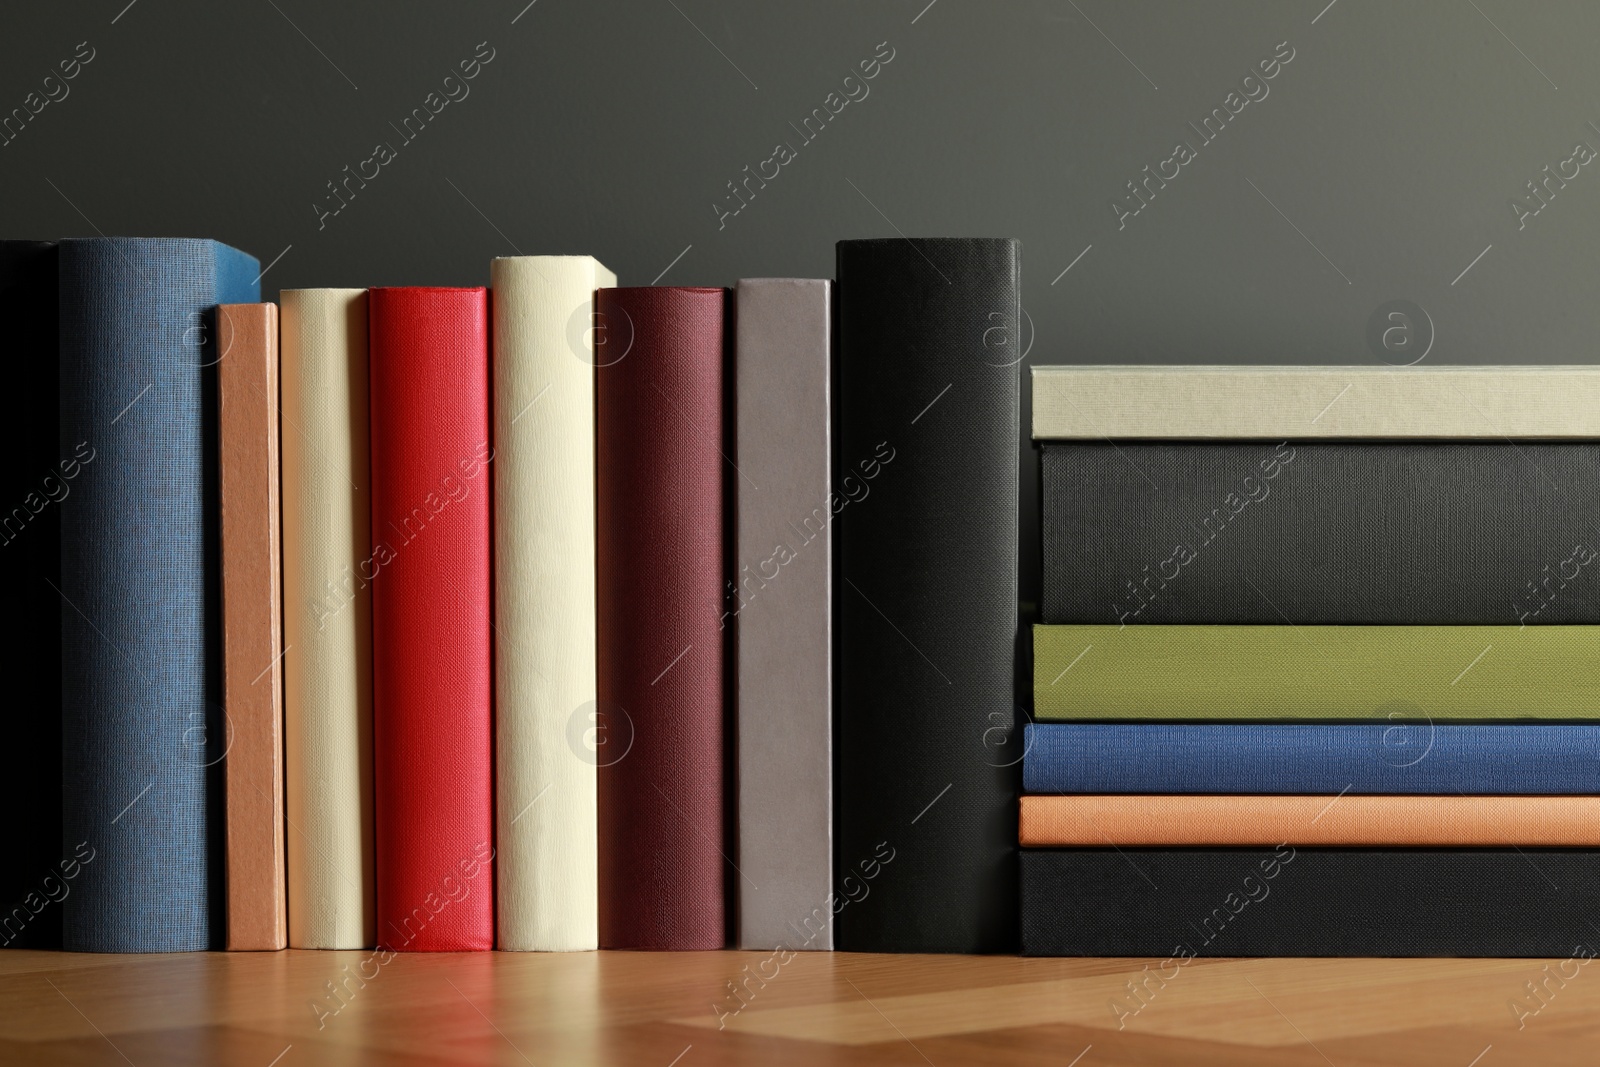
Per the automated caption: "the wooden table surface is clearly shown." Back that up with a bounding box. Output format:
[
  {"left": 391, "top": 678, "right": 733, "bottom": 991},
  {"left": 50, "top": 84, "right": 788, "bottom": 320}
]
[{"left": 1, "top": 949, "right": 1596, "bottom": 1065}]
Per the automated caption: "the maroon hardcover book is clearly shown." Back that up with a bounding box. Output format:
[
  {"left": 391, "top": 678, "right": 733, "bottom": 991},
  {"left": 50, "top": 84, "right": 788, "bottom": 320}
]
[{"left": 595, "top": 286, "right": 727, "bottom": 950}]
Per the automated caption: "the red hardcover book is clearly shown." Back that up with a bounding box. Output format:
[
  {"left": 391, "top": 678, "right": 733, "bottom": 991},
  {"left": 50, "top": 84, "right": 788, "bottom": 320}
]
[
  {"left": 595, "top": 286, "right": 727, "bottom": 950},
  {"left": 369, "top": 287, "right": 494, "bottom": 951}
]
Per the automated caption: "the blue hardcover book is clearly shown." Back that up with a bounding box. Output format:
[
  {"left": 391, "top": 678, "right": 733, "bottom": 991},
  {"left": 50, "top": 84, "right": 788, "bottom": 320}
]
[
  {"left": 1023, "top": 722, "right": 1600, "bottom": 795},
  {"left": 59, "top": 238, "right": 258, "bottom": 952}
]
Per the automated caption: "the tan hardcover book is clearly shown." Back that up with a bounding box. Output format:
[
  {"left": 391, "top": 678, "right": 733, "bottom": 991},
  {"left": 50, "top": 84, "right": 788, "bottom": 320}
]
[
  {"left": 219, "top": 303, "right": 288, "bottom": 950},
  {"left": 1032, "top": 365, "right": 1600, "bottom": 438},
  {"left": 1020, "top": 795, "right": 1600, "bottom": 847}
]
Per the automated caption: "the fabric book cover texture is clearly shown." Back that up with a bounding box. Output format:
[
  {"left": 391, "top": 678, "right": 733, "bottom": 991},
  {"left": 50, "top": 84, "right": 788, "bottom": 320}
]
[
  {"left": 280, "top": 289, "right": 376, "bottom": 950},
  {"left": 1043, "top": 441, "right": 1600, "bottom": 625},
  {"left": 1023, "top": 723, "right": 1600, "bottom": 794},
  {"left": 59, "top": 237, "right": 259, "bottom": 953},
  {"left": 733, "top": 278, "right": 833, "bottom": 951},
  {"left": 492, "top": 255, "right": 616, "bottom": 952},
  {"left": 1019, "top": 795, "right": 1600, "bottom": 846},
  {"left": 595, "top": 286, "right": 727, "bottom": 950},
  {"left": 218, "top": 303, "right": 288, "bottom": 951},
  {"left": 1022, "top": 849, "right": 1600, "bottom": 957},
  {"left": 1034, "top": 624, "right": 1600, "bottom": 720},
  {"left": 1031, "top": 365, "right": 1600, "bottom": 439},
  {"left": 834, "top": 237, "right": 1021, "bottom": 954},
  {"left": 0, "top": 241, "right": 61, "bottom": 949},
  {"left": 369, "top": 287, "right": 493, "bottom": 952}
]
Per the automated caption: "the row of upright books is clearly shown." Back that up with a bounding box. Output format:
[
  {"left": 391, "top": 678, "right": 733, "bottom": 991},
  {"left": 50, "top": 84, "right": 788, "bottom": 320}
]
[
  {"left": 1, "top": 236, "right": 1023, "bottom": 954},
  {"left": 1021, "top": 367, "right": 1600, "bottom": 957}
]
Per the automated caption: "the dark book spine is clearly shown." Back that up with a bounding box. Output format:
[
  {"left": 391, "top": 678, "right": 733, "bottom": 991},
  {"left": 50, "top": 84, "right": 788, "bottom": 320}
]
[
  {"left": 1044, "top": 441, "right": 1600, "bottom": 625},
  {"left": 834, "top": 238, "right": 1021, "bottom": 953},
  {"left": 1022, "top": 849, "right": 1600, "bottom": 957},
  {"left": 595, "top": 286, "right": 727, "bottom": 950},
  {"left": 0, "top": 241, "right": 61, "bottom": 949},
  {"left": 59, "top": 237, "right": 258, "bottom": 952}
]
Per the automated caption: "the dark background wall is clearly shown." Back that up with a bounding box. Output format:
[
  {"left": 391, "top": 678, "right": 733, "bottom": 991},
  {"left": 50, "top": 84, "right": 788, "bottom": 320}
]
[{"left": 5, "top": 0, "right": 1598, "bottom": 628}]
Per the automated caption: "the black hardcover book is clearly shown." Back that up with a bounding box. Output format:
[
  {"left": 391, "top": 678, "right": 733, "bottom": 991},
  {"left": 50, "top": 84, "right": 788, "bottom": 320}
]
[
  {"left": 0, "top": 241, "right": 60, "bottom": 949},
  {"left": 1023, "top": 849, "right": 1600, "bottom": 957},
  {"left": 1043, "top": 441, "right": 1600, "bottom": 624},
  {"left": 834, "top": 237, "right": 1020, "bottom": 953}
]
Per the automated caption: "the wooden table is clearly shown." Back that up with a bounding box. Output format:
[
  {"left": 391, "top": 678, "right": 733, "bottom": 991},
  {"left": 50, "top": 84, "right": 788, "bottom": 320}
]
[{"left": 1, "top": 949, "right": 1595, "bottom": 1064}]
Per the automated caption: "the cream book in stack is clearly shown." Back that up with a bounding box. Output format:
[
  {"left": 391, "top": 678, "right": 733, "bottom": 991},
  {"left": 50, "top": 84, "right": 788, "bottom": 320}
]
[
  {"left": 280, "top": 289, "right": 376, "bottom": 949},
  {"left": 1031, "top": 365, "right": 1600, "bottom": 438},
  {"left": 492, "top": 256, "right": 616, "bottom": 951}
]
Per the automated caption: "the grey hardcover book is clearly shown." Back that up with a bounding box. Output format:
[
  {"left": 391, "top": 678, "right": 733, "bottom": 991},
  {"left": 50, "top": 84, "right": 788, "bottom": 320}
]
[{"left": 732, "top": 279, "right": 833, "bottom": 950}]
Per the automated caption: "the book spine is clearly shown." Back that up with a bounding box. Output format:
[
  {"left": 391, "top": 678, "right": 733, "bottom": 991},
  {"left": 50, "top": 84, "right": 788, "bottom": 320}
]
[
  {"left": 1034, "top": 624, "right": 1600, "bottom": 720},
  {"left": 1022, "top": 723, "right": 1600, "bottom": 794},
  {"left": 834, "top": 237, "right": 1021, "bottom": 953},
  {"left": 1030, "top": 365, "right": 1600, "bottom": 438},
  {"left": 1022, "top": 849, "right": 1600, "bottom": 957},
  {"left": 491, "top": 256, "right": 615, "bottom": 951},
  {"left": 1019, "top": 795, "right": 1600, "bottom": 846},
  {"left": 0, "top": 241, "right": 61, "bottom": 949},
  {"left": 219, "top": 303, "right": 288, "bottom": 950},
  {"left": 280, "top": 289, "right": 376, "bottom": 949},
  {"left": 59, "top": 237, "right": 258, "bottom": 952},
  {"left": 595, "top": 286, "right": 726, "bottom": 950},
  {"left": 1043, "top": 441, "right": 1600, "bottom": 624},
  {"left": 733, "top": 279, "right": 833, "bottom": 951},
  {"left": 369, "top": 287, "right": 493, "bottom": 952}
]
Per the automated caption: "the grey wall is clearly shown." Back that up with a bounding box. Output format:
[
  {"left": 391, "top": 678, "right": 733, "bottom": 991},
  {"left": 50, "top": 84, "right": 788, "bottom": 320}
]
[{"left": 5, "top": 0, "right": 1598, "bottom": 635}]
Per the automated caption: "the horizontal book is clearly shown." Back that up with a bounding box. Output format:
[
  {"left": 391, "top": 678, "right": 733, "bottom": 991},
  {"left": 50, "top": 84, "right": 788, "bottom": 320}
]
[
  {"left": 1022, "top": 849, "right": 1600, "bottom": 957},
  {"left": 1020, "top": 795, "right": 1600, "bottom": 846},
  {"left": 1031, "top": 365, "right": 1600, "bottom": 439},
  {"left": 1042, "top": 441, "right": 1600, "bottom": 624},
  {"left": 1022, "top": 723, "right": 1600, "bottom": 794},
  {"left": 1034, "top": 624, "right": 1600, "bottom": 720}
]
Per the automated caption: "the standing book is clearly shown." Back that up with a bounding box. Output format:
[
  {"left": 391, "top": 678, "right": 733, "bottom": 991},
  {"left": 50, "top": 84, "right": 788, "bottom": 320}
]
[
  {"left": 0, "top": 241, "right": 61, "bottom": 949},
  {"left": 369, "top": 287, "right": 494, "bottom": 952},
  {"left": 280, "top": 289, "right": 376, "bottom": 950},
  {"left": 595, "top": 285, "right": 727, "bottom": 950},
  {"left": 732, "top": 278, "right": 833, "bottom": 951},
  {"left": 218, "top": 302, "right": 288, "bottom": 950},
  {"left": 59, "top": 237, "right": 259, "bottom": 952},
  {"left": 834, "top": 237, "right": 1021, "bottom": 954},
  {"left": 492, "top": 255, "right": 616, "bottom": 952}
]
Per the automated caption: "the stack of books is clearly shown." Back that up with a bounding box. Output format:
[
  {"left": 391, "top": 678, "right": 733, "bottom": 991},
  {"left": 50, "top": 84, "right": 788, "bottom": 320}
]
[
  {"left": 1021, "top": 366, "right": 1600, "bottom": 957},
  {"left": 2, "top": 235, "right": 1023, "bottom": 956}
]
